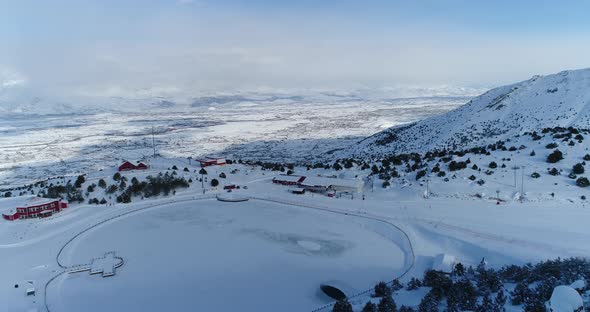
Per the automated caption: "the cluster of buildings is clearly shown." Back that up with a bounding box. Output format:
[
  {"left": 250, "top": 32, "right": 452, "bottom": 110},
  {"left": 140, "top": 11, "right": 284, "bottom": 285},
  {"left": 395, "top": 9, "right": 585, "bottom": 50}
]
[
  {"left": 196, "top": 157, "right": 226, "bottom": 168},
  {"left": 272, "top": 174, "right": 364, "bottom": 195},
  {"left": 1, "top": 196, "right": 68, "bottom": 221}
]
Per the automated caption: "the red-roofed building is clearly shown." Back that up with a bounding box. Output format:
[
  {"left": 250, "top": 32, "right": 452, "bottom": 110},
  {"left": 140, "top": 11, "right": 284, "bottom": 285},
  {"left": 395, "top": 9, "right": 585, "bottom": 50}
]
[
  {"left": 196, "top": 157, "right": 226, "bottom": 168},
  {"left": 272, "top": 175, "right": 306, "bottom": 185},
  {"left": 2, "top": 196, "right": 68, "bottom": 221},
  {"left": 118, "top": 161, "right": 149, "bottom": 172}
]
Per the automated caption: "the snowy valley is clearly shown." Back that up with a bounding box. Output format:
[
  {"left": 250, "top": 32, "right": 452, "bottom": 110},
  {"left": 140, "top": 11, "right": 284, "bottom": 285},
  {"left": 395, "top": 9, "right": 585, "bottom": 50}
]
[{"left": 1, "top": 69, "right": 590, "bottom": 312}]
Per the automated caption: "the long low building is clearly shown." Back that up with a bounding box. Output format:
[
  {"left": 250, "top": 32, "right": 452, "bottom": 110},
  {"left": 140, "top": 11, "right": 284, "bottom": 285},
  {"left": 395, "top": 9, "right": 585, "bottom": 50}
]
[
  {"left": 272, "top": 175, "right": 306, "bottom": 185},
  {"left": 300, "top": 176, "right": 364, "bottom": 193},
  {"left": 1, "top": 196, "right": 68, "bottom": 221},
  {"left": 273, "top": 174, "right": 364, "bottom": 193}
]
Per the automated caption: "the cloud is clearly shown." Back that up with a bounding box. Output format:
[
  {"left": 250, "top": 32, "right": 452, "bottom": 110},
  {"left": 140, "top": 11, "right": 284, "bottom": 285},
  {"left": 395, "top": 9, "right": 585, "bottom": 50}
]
[{"left": 3, "top": 0, "right": 590, "bottom": 102}]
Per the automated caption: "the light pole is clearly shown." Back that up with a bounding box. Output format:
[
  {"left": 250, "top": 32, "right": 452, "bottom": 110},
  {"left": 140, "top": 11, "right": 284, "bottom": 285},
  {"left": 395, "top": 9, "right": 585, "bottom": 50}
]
[
  {"left": 520, "top": 166, "right": 525, "bottom": 202},
  {"left": 511, "top": 166, "right": 520, "bottom": 188}
]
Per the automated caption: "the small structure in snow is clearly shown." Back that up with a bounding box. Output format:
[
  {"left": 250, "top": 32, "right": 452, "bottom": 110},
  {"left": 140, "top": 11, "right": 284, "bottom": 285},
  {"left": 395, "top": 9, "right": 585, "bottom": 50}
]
[
  {"left": 432, "top": 253, "right": 456, "bottom": 274},
  {"left": 549, "top": 285, "right": 583, "bottom": 312},
  {"left": 25, "top": 288, "right": 35, "bottom": 296},
  {"left": 216, "top": 194, "right": 249, "bottom": 202},
  {"left": 68, "top": 251, "right": 124, "bottom": 278},
  {"left": 290, "top": 188, "right": 305, "bottom": 195}
]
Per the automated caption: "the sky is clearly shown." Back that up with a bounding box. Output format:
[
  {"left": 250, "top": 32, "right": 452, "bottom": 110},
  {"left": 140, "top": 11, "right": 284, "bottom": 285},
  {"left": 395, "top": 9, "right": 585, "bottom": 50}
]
[{"left": 1, "top": 0, "right": 590, "bottom": 98}]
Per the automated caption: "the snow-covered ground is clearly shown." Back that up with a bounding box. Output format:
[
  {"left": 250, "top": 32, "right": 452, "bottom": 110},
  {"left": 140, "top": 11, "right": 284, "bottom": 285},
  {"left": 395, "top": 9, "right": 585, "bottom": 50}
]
[
  {"left": 0, "top": 159, "right": 589, "bottom": 311},
  {"left": 0, "top": 96, "right": 468, "bottom": 188},
  {"left": 2, "top": 69, "right": 590, "bottom": 311}
]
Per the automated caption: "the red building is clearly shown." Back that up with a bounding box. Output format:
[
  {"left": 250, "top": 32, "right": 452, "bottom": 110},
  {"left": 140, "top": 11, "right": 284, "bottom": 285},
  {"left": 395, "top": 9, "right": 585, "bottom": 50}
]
[
  {"left": 196, "top": 157, "right": 226, "bottom": 168},
  {"left": 118, "top": 161, "right": 149, "bottom": 172},
  {"left": 2, "top": 196, "right": 68, "bottom": 221}
]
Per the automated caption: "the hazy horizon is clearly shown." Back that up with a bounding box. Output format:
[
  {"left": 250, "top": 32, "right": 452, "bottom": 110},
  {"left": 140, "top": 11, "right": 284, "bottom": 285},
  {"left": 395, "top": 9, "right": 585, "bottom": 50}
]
[{"left": 2, "top": 0, "right": 590, "bottom": 100}]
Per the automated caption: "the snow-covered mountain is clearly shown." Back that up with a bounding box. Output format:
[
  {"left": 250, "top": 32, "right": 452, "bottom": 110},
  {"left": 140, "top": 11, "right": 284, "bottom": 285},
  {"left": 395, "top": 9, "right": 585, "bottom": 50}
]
[{"left": 347, "top": 68, "right": 590, "bottom": 157}]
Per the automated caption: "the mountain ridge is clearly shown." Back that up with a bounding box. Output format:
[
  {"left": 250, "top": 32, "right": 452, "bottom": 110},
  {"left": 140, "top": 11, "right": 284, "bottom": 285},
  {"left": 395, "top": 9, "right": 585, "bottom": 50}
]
[{"left": 345, "top": 68, "right": 590, "bottom": 158}]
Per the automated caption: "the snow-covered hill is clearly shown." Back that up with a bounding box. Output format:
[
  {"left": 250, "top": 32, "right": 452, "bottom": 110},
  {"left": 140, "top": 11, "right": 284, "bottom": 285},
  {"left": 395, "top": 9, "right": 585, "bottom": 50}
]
[{"left": 347, "top": 68, "right": 590, "bottom": 157}]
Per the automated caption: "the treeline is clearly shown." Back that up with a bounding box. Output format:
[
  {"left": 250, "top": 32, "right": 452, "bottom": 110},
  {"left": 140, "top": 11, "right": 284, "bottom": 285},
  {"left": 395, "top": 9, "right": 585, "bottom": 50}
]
[
  {"left": 115, "top": 172, "right": 190, "bottom": 203},
  {"left": 332, "top": 257, "right": 590, "bottom": 312}
]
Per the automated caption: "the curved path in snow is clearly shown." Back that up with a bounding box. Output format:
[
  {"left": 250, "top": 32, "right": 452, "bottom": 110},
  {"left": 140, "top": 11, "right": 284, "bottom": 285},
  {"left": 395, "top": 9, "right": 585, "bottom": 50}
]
[
  {"left": 248, "top": 196, "right": 416, "bottom": 312},
  {"left": 43, "top": 194, "right": 415, "bottom": 312},
  {"left": 45, "top": 195, "right": 215, "bottom": 312}
]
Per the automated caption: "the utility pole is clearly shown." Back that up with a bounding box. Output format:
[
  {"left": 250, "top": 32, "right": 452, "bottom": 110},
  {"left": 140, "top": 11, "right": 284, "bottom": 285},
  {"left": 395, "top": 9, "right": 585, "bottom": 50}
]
[
  {"left": 201, "top": 172, "right": 205, "bottom": 194},
  {"left": 521, "top": 166, "right": 525, "bottom": 201},
  {"left": 511, "top": 166, "right": 519, "bottom": 188},
  {"left": 151, "top": 125, "right": 156, "bottom": 158}
]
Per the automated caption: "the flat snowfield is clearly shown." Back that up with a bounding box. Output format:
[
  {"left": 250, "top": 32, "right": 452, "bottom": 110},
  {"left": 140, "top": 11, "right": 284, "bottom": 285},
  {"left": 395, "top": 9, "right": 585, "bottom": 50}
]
[{"left": 50, "top": 199, "right": 405, "bottom": 312}]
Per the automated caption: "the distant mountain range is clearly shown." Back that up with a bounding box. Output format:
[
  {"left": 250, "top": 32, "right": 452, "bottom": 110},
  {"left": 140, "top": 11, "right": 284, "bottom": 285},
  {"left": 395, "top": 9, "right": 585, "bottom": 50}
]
[
  {"left": 346, "top": 68, "right": 590, "bottom": 157},
  {"left": 0, "top": 81, "right": 485, "bottom": 115}
]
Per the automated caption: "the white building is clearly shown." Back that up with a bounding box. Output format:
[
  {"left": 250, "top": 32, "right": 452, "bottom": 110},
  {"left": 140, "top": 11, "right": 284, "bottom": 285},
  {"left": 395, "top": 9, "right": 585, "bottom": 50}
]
[{"left": 300, "top": 176, "right": 364, "bottom": 193}]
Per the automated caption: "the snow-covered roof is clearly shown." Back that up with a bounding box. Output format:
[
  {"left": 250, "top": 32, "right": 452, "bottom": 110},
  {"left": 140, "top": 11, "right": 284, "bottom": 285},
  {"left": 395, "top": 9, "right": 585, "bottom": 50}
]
[
  {"left": 550, "top": 285, "right": 583, "bottom": 312},
  {"left": 273, "top": 175, "right": 304, "bottom": 183},
  {"left": 432, "top": 253, "right": 456, "bottom": 273},
  {"left": 21, "top": 196, "right": 58, "bottom": 207},
  {"left": 290, "top": 188, "right": 305, "bottom": 192},
  {"left": 300, "top": 176, "right": 363, "bottom": 188}
]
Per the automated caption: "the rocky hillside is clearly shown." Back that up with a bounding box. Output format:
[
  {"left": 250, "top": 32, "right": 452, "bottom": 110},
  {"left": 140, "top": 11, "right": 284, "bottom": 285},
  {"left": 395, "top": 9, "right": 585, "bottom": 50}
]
[{"left": 347, "top": 68, "right": 590, "bottom": 158}]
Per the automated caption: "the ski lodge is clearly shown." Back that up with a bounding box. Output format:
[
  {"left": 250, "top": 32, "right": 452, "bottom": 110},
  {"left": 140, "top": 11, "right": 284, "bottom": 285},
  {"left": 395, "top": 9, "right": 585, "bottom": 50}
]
[
  {"left": 272, "top": 175, "right": 306, "bottom": 185},
  {"left": 1, "top": 196, "right": 68, "bottom": 221},
  {"left": 118, "top": 161, "right": 149, "bottom": 172},
  {"left": 196, "top": 157, "right": 226, "bottom": 168},
  {"left": 273, "top": 175, "right": 364, "bottom": 193}
]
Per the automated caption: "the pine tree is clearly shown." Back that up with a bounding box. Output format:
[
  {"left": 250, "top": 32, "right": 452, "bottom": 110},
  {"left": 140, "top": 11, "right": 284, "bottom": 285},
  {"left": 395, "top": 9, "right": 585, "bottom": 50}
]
[
  {"left": 361, "top": 302, "right": 377, "bottom": 312},
  {"left": 523, "top": 294, "right": 546, "bottom": 312},
  {"left": 391, "top": 279, "right": 403, "bottom": 291},
  {"left": 453, "top": 263, "right": 465, "bottom": 276},
  {"left": 406, "top": 277, "right": 422, "bottom": 290},
  {"left": 418, "top": 293, "right": 439, "bottom": 312},
  {"left": 332, "top": 299, "right": 353, "bottom": 312},
  {"left": 476, "top": 292, "right": 494, "bottom": 312},
  {"left": 494, "top": 289, "right": 507, "bottom": 312},
  {"left": 398, "top": 306, "right": 415, "bottom": 312},
  {"left": 377, "top": 295, "right": 397, "bottom": 312},
  {"left": 373, "top": 282, "right": 392, "bottom": 298},
  {"left": 510, "top": 281, "right": 531, "bottom": 305}
]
